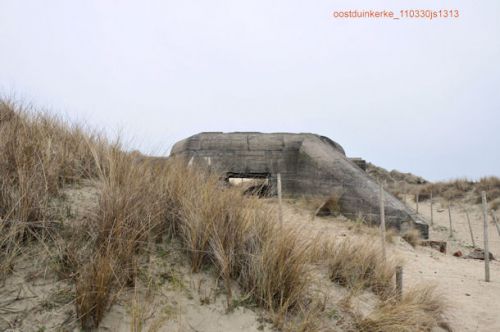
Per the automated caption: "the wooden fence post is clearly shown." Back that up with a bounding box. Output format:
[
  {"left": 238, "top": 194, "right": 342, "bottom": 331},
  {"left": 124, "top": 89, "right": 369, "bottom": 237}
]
[
  {"left": 396, "top": 266, "right": 403, "bottom": 300},
  {"left": 379, "top": 183, "right": 386, "bottom": 261},
  {"left": 448, "top": 204, "right": 453, "bottom": 238},
  {"left": 277, "top": 173, "right": 283, "bottom": 230},
  {"left": 462, "top": 205, "right": 475, "bottom": 247},
  {"left": 403, "top": 183, "right": 407, "bottom": 204},
  {"left": 482, "top": 191, "right": 490, "bottom": 282},
  {"left": 430, "top": 191, "right": 434, "bottom": 226},
  {"left": 416, "top": 193, "right": 419, "bottom": 213}
]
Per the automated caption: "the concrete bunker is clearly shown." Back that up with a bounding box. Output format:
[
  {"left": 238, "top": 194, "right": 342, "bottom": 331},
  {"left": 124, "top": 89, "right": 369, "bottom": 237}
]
[{"left": 171, "top": 132, "right": 429, "bottom": 238}]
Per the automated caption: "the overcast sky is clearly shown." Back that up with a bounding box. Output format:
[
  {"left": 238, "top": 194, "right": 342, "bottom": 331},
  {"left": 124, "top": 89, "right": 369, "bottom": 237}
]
[{"left": 1, "top": 1, "right": 499, "bottom": 181}]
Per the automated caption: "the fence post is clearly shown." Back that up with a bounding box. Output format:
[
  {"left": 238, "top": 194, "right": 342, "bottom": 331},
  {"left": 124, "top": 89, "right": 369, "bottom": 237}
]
[
  {"left": 396, "top": 266, "right": 403, "bottom": 300},
  {"left": 403, "top": 183, "right": 407, "bottom": 204},
  {"left": 462, "top": 205, "right": 475, "bottom": 247},
  {"left": 430, "top": 191, "right": 434, "bottom": 226},
  {"left": 277, "top": 173, "right": 283, "bottom": 230},
  {"left": 481, "top": 191, "right": 490, "bottom": 282},
  {"left": 379, "top": 183, "right": 386, "bottom": 261},
  {"left": 448, "top": 204, "right": 453, "bottom": 238},
  {"left": 416, "top": 193, "right": 419, "bottom": 213}
]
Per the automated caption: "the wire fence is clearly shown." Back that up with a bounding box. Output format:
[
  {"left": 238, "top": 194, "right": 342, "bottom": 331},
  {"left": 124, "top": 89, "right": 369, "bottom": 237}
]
[
  {"left": 260, "top": 172, "right": 499, "bottom": 283},
  {"left": 403, "top": 193, "right": 500, "bottom": 244}
]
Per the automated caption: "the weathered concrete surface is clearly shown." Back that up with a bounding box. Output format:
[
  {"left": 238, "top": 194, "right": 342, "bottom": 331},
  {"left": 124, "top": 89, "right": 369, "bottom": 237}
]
[{"left": 171, "top": 132, "right": 428, "bottom": 238}]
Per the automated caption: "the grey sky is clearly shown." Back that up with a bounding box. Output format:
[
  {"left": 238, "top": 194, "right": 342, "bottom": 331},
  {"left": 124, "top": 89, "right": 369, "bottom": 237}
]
[{"left": 1, "top": 0, "right": 499, "bottom": 181}]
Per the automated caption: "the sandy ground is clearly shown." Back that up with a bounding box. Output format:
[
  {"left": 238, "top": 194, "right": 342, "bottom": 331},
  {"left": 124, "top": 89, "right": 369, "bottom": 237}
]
[
  {"left": 283, "top": 197, "right": 500, "bottom": 332},
  {"left": 2, "top": 185, "right": 499, "bottom": 331},
  {"left": 98, "top": 259, "right": 273, "bottom": 332},
  {"left": 0, "top": 244, "right": 273, "bottom": 332},
  {"left": 0, "top": 184, "right": 273, "bottom": 332},
  {"left": 408, "top": 199, "right": 500, "bottom": 332},
  {"left": 411, "top": 198, "right": 500, "bottom": 260}
]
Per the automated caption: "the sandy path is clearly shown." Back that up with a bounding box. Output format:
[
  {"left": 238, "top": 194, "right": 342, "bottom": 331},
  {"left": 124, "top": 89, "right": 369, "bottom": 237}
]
[
  {"left": 282, "top": 199, "right": 500, "bottom": 332},
  {"left": 415, "top": 199, "right": 500, "bottom": 257},
  {"left": 403, "top": 246, "right": 500, "bottom": 332},
  {"left": 409, "top": 200, "right": 500, "bottom": 332}
]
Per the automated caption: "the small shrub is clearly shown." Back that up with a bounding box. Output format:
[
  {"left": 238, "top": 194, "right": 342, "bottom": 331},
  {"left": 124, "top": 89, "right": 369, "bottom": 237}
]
[
  {"left": 327, "top": 237, "right": 401, "bottom": 295},
  {"left": 75, "top": 147, "right": 169, "bottom": 328},
  {"left": 357, "top": 284, "right": 447, "bottom": 332},
  {"left": 240, "top": 225, "right": 313, "bottom": 317},
  {"left": 75, "top": 254, "right": 115, "bottom": 330}
]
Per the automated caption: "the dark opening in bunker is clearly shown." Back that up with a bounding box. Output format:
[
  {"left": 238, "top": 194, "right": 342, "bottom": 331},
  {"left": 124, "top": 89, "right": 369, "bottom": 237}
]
[{"left": 226, "top": 172, "right": 271, "bottom": 197}]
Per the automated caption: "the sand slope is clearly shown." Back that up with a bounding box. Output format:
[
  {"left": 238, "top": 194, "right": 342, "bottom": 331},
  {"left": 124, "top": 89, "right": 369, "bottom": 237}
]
[
  {"left": 2, "top": 187, "right": 499, "bottom": 331},
  {"left": 283, "top": 197, "right": 500, "bottom": 332}
]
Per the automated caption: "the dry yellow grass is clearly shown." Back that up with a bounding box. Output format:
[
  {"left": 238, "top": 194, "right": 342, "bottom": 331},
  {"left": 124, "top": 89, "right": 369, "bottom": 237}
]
[
  {"left": 74, "top": 147, "right": 177, "bottom": 328},
  {"left": 71, "top": 149, "right": 314, "bottom": 328},
  {"left": 357, "top": 284, "right": 448, "bottom": 332},
  {"left": 0, "top": 98, "right": 448, "bottom": 331},
  {"left": 161, "top": 164, "right": 315, "bottom": 325},
  {"left": 75, "top": 254, "right": 115, "bottom": 330},
  {"left": 0, "top": 100, "right": 103, "bottom": 277},
  {"left": 392, "top": 176, "right": 500, "bottom": 206},
  {"left": 327, "top": 237, "right": 401, "bottom": 296},
  {"left": 239, "top": 225, "right": 314, "bottom": 315}
]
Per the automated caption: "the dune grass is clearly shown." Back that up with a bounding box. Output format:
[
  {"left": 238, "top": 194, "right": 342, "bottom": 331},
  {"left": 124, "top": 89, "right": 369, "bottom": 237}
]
[
  {"left": 64, "top": 141, "right": 314, "bottom": 328},
  {"left": 0, "top": 98, "right": 448, "bottom": 331},
  {"left": 356, "top": 284, "right": 448, "bottom": 332},
  {"left": 395, "top": 176, "right": 500, "bottom": 206},
  {"left": 326, "top": 237, "right": 402, "bottom": 296},
  {"left": 0, "top": 100, "right": 103, "bottom": 277}
]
